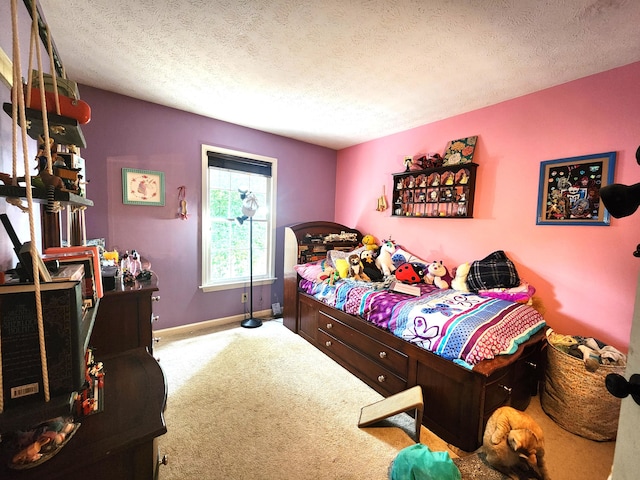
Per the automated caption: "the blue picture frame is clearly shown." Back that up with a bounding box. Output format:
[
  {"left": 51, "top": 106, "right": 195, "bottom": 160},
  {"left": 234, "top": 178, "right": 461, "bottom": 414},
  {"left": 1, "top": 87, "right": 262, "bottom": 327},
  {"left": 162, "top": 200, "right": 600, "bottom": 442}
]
[{"left": 536, "top": 152, "right": 616, "bottom": 226}]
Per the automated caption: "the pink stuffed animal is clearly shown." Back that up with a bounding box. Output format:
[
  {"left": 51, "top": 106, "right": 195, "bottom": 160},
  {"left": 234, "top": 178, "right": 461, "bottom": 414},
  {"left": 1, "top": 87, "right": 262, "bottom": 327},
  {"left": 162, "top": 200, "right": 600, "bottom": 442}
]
[{"left": 424, "top": 261, "right": 451, "bottom": 289}]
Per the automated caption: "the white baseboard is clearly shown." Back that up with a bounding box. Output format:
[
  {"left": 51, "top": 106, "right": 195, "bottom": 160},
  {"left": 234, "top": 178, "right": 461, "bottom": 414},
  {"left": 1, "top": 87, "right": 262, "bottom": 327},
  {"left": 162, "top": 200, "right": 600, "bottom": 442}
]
[{"left": 155, "top": 309, "right": 274, "bottom": 339}]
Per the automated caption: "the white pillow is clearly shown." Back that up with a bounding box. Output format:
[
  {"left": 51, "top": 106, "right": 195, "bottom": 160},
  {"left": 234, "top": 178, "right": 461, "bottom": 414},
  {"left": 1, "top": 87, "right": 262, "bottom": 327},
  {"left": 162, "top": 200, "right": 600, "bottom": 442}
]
[
  {"left": 326, "top": 246, "right": 365, "bottom": 268},
  {"left": 391, "top": 247, "right": 430, "bottom": 267}
]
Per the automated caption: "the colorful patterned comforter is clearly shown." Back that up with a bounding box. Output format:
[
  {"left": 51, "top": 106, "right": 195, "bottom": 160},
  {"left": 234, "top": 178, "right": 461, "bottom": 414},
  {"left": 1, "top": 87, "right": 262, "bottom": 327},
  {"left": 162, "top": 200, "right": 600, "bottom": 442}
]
[{"left": 300, "top": 279, "right": 546, "bottom": 369}]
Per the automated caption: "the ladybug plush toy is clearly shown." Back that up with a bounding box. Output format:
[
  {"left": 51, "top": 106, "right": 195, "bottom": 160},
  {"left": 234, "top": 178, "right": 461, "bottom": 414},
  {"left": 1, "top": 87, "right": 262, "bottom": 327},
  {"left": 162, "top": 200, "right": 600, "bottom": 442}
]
[{"left": 395, "top": 262, "right": 426, "bottom": 284}]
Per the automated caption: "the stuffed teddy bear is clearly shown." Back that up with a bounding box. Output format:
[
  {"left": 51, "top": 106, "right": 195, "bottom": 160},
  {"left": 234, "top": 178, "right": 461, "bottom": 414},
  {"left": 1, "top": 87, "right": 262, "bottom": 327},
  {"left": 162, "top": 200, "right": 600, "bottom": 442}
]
[
  {"left": 451, "top": 262, "right": 470, "bottom": 291},
  {"left": 361, "top": 234, "right": 379, "bottom": 252},
  {"left": 424, "top": 261, "right": 452, "bottom": 289},
  {"left": 347, "top": 253, "right": 371, "bottom": 282},
  {"left": 395, "top": 262, "right": 426, "bottom": 284}
]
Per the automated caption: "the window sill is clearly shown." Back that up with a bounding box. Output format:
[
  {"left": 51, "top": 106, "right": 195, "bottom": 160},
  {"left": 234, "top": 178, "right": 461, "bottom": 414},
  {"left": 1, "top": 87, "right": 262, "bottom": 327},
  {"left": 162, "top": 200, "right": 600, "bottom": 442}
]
[{"left": 199, "top": 277, "right": 277, "bottom": 293}]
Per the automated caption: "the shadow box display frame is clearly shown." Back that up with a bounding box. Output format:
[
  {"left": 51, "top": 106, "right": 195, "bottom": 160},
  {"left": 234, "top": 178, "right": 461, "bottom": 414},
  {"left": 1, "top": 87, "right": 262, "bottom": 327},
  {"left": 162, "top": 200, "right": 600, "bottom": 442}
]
[
  {"left": 536, "top": 152, "right": 616, "bottom": 226},
  {"left": 391, "top": 163, "right": 478, "bottom": 218}
]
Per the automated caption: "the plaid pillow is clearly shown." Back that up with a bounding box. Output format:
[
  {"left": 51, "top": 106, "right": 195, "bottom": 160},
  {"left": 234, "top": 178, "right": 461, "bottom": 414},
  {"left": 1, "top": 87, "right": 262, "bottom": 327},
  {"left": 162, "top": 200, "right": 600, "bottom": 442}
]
[{"left": 466, "top": 250, "right": 520, "bottom": 292}]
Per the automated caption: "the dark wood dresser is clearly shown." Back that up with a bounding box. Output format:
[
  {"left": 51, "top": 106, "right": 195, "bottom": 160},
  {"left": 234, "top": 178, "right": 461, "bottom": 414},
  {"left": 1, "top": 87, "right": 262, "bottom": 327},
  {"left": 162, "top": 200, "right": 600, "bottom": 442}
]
[
  {"left": 90, "top": 274, "right": 160, "bottom": 355},
  {"left": 0, "top": 274, "right": 167, "bottom": 479},
  {"left": 0, "top": 348, "right": 166, "bottom": 480}
]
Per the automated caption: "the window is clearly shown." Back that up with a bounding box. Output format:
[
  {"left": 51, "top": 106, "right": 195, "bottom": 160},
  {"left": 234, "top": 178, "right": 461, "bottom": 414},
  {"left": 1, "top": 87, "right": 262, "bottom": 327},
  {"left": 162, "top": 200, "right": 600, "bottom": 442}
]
[{"left": 201, "top": 145, "right": 277, "bottom": 291}]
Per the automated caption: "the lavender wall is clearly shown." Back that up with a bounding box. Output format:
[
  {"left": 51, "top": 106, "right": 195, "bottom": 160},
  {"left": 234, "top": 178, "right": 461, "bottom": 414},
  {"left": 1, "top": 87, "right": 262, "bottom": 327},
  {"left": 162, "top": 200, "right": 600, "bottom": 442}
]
[
  {"left": 78, "top": 86, "right": 337, "bottom": 329},
  {"left": 1, "top": 0, "right": 338, "bottom": 330},
  {"left": 335, "top": 62, "right": 640, "bottom": 352}
]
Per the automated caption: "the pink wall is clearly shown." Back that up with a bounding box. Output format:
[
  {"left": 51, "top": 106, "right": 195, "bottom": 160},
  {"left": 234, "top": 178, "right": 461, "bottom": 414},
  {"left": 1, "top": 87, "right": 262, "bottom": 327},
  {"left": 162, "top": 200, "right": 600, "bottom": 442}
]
[{"left": 335, "top": 62, "right": 640, "bottom": 352}]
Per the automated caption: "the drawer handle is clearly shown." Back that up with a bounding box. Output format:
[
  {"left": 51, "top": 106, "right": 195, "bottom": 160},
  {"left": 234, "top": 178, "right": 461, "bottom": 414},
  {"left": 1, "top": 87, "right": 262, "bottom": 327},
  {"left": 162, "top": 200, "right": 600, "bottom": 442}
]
[
  {"left": 325, "top": 341, "right": 332, "bottom": 347},
  {"left": 152, "top": 295, "right": 161, "bottom": 302},
  {"left": 526, "top": 361, "right": 537, "bottom": 369},
  {"left": 377, "top": 375, "right": 386, "bottom": 383},
  {"left": 379, "top": 351, "right": 387, "bottom": 359},
  {"left": 326, "top": 323, "right": 333, "bottom": 329},
  {"left": 499, "top": 384, "right": 512, "bottom": 395}
]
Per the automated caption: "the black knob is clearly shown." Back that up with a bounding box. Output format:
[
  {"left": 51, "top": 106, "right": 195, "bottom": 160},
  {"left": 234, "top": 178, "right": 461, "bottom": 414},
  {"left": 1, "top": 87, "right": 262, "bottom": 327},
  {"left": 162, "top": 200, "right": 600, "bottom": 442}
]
[{"left": 605, "top": 373, "right": 640, "bottom": 405}]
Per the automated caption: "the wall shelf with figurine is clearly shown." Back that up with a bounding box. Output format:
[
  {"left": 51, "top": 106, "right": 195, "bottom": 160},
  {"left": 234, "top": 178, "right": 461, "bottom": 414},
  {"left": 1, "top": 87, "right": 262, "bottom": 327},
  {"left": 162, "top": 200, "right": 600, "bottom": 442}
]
[
  {"left": 391, "top": 163, "right": 478, "bottom": 218},
  {"left": 0, "top": 185, "right": 93, "bottom": 208}
]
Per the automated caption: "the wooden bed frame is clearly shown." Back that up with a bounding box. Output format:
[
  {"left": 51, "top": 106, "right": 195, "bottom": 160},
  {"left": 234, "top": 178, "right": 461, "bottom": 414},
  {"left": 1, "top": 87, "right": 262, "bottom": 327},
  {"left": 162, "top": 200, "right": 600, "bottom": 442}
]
[{"left": 283, "top": 221, "right": 545, "bottom": 452}]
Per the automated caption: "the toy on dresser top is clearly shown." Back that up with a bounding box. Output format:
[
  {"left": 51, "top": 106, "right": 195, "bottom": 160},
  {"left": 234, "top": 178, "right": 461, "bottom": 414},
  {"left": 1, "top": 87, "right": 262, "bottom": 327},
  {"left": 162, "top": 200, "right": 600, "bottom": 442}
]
[
  {"left": 8, "top": 416, "right": 80, "bottom": 469},
  {"left": 120, "top": 249, "right": 154, "bottom": 284},
  {"left": 323, "top": 231, "right": 359, "bottom": 243}
]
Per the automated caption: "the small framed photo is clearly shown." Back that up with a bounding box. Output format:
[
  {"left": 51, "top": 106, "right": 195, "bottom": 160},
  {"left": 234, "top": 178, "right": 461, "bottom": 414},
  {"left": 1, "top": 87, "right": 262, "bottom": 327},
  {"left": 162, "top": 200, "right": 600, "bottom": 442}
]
[
  {"left": 122, "top": 168, "right": 165, "bottom": 206},
  {"left": 536, "top": 152, "right": 616, "bottom": 226}
]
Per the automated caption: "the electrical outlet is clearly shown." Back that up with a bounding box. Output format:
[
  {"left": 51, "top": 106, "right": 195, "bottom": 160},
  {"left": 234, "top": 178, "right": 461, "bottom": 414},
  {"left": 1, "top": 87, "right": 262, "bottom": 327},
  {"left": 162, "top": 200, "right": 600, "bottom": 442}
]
[{"left": 241, "top": 293, "right": 248, "bottom": 303}]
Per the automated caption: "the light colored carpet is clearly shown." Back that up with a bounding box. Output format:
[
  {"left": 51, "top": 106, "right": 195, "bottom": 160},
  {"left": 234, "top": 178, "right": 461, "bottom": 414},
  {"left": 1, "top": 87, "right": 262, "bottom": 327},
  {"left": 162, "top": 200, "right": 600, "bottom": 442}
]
[{"left": 155, "top": 320, "right": 615, "bottom": 479}]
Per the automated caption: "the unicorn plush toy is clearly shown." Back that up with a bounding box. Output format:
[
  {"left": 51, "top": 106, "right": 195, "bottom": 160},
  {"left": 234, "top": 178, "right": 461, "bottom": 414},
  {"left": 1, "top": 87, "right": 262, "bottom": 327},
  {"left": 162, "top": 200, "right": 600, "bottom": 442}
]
[{"left": 376, "top": 239, "right": 397, "bottom": 276}]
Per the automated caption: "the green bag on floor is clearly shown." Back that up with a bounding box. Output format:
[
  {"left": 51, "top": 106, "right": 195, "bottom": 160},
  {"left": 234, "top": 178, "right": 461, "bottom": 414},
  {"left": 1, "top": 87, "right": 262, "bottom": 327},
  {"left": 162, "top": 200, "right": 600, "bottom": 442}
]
[{"left": 390, "top": 444, "right": 461, "bottom": 480}]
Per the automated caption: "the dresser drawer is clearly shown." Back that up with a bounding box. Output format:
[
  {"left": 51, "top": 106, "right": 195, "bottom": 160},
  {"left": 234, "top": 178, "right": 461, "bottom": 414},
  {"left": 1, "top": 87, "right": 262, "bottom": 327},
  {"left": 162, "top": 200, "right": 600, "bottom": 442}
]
[
  {"left": 484, "top": 340, "right": 541, "bottom": 414},
  {"left": 318, "top": 310, "right": 408, "bottom": 378},
  {"left": 318, "top": 329, "right": 406, "bottom": 395},
  {"left": 484, "top": 369, "right": 512, "bottom": 413}
]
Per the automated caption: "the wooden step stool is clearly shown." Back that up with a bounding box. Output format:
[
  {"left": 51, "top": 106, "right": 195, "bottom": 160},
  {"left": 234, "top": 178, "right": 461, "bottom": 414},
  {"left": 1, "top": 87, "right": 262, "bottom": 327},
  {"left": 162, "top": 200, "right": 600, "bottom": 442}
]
[{"left": 358, "top": 385, "right": 424, "bottom": 442}]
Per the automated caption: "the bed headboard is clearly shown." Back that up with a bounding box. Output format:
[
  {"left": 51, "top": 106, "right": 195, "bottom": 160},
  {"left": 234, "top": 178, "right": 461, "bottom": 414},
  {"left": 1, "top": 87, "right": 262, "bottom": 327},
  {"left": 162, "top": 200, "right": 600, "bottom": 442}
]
[
  {"left": 283, "top": 222, "right": 362, "bottom": 332},
  {"left": 286, "top": 221, "right": 362, "bottom": 240}
]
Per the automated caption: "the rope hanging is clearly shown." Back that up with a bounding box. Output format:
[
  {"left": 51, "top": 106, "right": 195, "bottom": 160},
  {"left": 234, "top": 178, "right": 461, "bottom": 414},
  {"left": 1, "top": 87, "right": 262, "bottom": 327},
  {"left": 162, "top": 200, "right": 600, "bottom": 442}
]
[{"left": 29, "top": 0, "right": 52, "bottom": 404}]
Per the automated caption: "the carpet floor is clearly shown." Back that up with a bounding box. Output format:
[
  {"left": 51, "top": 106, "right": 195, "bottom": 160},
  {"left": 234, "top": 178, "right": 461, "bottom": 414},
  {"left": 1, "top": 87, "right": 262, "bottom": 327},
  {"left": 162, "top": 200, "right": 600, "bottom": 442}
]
[{"left": 155, "top": 319, "right": 615, "bottom": 479}]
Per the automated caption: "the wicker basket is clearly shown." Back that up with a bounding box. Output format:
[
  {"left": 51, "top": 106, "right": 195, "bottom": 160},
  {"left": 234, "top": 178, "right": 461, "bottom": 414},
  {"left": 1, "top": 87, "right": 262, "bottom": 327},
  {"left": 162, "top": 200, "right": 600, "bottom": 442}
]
[{"left": 541, "top": 341, "right": 624, "bottom": 441}]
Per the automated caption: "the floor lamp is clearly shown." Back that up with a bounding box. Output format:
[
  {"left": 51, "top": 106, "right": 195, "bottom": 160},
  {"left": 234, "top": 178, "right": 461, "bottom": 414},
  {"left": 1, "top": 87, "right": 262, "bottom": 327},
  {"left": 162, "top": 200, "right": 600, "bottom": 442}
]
[{"left": 237, "top": 190, "right": 262, "bottom": 328}]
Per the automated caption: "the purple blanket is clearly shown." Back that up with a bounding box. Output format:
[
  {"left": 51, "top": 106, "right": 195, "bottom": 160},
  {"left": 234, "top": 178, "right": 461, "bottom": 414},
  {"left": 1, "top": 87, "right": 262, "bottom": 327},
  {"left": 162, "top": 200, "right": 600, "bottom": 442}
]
[{"left": 300, "top": 279, "right": 546, "bottom": 368}]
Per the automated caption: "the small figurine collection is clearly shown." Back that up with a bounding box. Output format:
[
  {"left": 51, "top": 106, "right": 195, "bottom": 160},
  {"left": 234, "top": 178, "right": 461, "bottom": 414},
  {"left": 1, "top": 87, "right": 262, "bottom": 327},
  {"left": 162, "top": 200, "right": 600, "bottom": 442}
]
[
  {"left": 1, "top": 59, "right": 92, "bottom": 212},
  {"left": 323, "top": 231, "right": 358, "bottom": 243},
  {"left": 6, "top": 417, "right": 80, "bottom": 469},
  {"left": 100, "top": 248, "right": 152, "bottom": 285},
  {"left": 4, "top": 349, "right": 103, "bottom": 470},
  {"left": 393, "top": 163, "right": 476, "bottom": 217},
  {"left": 390, "top": 136, "right": 478, "bottom": 218},
  {"left": 74, "top": 348, "right": 105, "bottom": 417},
  {"left": 0, "top": 136, "right": 87, "bottom": 214},
  {"left": 119, "top": 249, "right": 143, "bottom": 284}
]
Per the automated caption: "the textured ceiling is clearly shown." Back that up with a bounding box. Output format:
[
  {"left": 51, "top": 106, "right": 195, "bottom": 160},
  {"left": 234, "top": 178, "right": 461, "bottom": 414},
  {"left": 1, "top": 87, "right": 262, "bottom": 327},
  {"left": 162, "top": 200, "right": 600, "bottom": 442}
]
[{"left": 38, "top": 0, "right": 640, "bottom": 150}]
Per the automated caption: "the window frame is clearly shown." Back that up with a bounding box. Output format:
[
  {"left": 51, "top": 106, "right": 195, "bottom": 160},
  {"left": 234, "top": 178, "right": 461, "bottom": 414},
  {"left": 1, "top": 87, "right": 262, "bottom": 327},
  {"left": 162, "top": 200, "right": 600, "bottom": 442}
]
[{"left": 200, "top": 144, "right": 277, "bottom": 292}]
